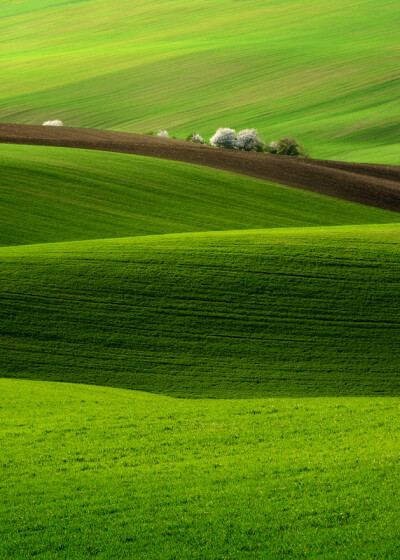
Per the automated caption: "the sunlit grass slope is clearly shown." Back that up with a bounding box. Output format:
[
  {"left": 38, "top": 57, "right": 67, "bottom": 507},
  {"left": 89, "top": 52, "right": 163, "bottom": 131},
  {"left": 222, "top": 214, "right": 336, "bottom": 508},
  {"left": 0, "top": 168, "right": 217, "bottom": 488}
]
[
  {"left": 2, "top": 144, "right": 399, "bottom": 247},
  {"left": 1, "top": 378, "right": 400, "bottom": 559},
  {"left": 1, "top": 1, "right": 399, "bottom": 162},
  {"left": 1, "top": 225, "right": 399, "bottom": 397}
]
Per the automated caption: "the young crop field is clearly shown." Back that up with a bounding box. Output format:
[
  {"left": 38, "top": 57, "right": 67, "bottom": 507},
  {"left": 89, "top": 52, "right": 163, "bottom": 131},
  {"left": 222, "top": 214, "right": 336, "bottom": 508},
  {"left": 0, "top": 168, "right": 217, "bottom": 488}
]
[
  {"left": 1, "top": 144, "right": 400, "bottom": 247},
  {"left": 1, "top": 1, "right": 399, "bottom": 557},
  {"left": 1, "top": 224, "right": 399, "bottom": 397},
  {"left": 1, "top": 378, "right": 400, "bottom": 559},
  {"left": 1, "top": 0, "right": 399, "bottom": 163},
  {"left": 1, "top": 152, "right": 399, "bottom": 557}
]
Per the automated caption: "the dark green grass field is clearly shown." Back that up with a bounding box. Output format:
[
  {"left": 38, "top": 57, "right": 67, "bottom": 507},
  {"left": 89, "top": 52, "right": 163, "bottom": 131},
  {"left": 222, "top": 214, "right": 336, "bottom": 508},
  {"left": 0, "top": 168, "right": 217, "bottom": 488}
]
[
  {"left": 1, "top": 0, "right": 400, "bottom": 162},
  {"left": 2, "top": 144, "right": 400, "bottom": 247},
  {"left": 1, "top": 224, "right": 399, "bottom": 398}
]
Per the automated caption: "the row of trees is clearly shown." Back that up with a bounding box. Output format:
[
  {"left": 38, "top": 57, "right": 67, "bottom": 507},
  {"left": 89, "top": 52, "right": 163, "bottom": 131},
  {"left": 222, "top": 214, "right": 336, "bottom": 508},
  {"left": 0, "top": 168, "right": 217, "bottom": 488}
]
[
  {"left": 42, "top": 121, "right": 306, "bottom": 157},
  {"left": 157, "top": 128, "right": 307, "bottom": 156}
]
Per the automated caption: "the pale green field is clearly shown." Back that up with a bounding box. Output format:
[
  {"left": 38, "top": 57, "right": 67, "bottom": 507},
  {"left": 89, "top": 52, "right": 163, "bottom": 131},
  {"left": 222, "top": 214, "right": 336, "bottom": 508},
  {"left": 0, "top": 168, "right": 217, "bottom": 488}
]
[{"left": 1, "top": 0, "right": 399, "bottom": 162}]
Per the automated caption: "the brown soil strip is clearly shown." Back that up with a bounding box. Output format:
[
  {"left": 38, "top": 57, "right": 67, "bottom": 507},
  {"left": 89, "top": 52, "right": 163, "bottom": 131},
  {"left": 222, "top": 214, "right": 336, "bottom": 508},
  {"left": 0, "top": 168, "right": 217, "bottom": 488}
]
[{"left": 1, "top": 123, "right": 400, "bottom": 213}]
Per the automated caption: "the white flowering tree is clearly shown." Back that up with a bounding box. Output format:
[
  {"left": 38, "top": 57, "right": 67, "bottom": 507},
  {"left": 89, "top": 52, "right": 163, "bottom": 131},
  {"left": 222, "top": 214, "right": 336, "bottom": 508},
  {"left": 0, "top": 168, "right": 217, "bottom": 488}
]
[
  {"left": 235, "top": 129, "right": 264, "bottom": 151},
  {"left": 43, "top": 120, "right": 63, "bottom": 126},
  {"left": 187, "top": 133, "right": 204, "bottom": 144},
  {"left": 157, "top": 130, "right": 169, "bottom": 138},
  {"left": 210, "top": 128, "right": 236, "bottom": 149}
]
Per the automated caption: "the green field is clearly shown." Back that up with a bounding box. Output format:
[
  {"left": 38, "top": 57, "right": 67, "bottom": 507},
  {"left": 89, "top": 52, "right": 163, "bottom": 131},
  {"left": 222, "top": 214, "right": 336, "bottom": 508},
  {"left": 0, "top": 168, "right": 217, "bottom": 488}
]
[
  {"left": 1, "top": 224, "right": 399, "bottom": 397},
  {"left": 1, "top": 0, "right": 400, "bottom": 162},
  {"left": 2, "top": 144, "right": 400, "bottom": 247},
  {"left": 1, "top": 378, "right": 400, "bottom": 559},
  {"left": 1, "top": 148, "right": 399, "bottom": 556},
  {"left": 2, "top": 1, "right": 400, "bottom": 555},
  {"left": 1, "top": 145, "right": 399, "bottom": 558}
]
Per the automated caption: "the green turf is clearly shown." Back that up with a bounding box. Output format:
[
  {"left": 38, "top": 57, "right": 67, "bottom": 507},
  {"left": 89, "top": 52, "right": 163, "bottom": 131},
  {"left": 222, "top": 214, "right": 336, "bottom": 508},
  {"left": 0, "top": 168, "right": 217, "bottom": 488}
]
[
  {"left": 2, "top": 144, "right": 400, "bottom": 247},
  {"left": 1, "top": 1, "right": 399, "bottom": 162},
  {"left": 1, "top": 378, "right": 399, "bottom": 559},
  {"left": 1, "top": 224, "right": 399, "bottom": 397}
]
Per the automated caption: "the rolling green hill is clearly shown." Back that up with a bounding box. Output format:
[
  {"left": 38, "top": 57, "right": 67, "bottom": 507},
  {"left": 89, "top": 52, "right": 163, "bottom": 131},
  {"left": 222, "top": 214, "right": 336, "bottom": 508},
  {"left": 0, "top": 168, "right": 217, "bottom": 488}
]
[
  {"left": 2, "top": 144, "right": 400, "bottom": 247},
  {"left": 1, "top": 0, "right": 399, "bottom": 162},
  {"left": 2, "top": 1, "right": 399, "bottom": 556},
  {"left": 2, "top": 378, "right": 400, "bottom": 559},
  {"left": 1, "top": 224, "right": 399, "bottom": 397}
]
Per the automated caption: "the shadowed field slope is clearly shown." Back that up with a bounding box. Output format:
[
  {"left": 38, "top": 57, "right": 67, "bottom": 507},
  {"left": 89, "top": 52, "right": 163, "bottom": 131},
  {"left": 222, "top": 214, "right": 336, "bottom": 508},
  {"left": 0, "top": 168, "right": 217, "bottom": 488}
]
[
  {"left": 1, "top": 142, "right": 400, "bottom": 247},
  {"left": 2, "top": 125, "right": 400, "bottom": 215},
  {"left": 1, "top": 225, "right": 399, "bottom": 397},
  {"left": 1, "top": 378, "right": 400, "bottom": 559},
  {"left": 1, "top": 0, "right": 400, "bottom": 162}
]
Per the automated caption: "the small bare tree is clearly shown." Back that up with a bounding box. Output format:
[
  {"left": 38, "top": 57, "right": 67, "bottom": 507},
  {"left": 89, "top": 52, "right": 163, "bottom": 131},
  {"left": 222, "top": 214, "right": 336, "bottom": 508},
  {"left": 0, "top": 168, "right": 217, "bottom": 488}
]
[{"left": 265, "top": 137, "right": 307, "bottom": 157}]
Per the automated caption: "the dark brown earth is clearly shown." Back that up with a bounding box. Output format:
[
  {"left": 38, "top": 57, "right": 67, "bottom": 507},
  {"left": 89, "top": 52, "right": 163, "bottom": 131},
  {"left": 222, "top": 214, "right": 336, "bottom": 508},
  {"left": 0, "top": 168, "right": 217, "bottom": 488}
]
[{"left": 1, "top": 123, "right": 400, "bottom": 213}]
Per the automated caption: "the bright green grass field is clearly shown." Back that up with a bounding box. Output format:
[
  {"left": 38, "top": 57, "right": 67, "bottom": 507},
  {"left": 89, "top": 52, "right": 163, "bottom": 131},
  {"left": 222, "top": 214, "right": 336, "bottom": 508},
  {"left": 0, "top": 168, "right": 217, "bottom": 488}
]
[
  {"left": 1, "top": 1, "right": 400, "bottom": 162},
  {"left": 2, "top": 144, "right": 400, "bottom": 247},
  {"left": 1, "top": 378, "right": 400, "bottom": 559},
  {"left": 1, "top": 224, "right": 399, "bottom": 397}
]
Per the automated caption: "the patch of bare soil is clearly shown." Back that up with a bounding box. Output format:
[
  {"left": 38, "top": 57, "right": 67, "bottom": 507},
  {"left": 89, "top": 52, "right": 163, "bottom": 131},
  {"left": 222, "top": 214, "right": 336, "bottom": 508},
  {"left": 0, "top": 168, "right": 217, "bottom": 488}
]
[{"left": 1, "top": 123, "right": 400, "bottom": 212}]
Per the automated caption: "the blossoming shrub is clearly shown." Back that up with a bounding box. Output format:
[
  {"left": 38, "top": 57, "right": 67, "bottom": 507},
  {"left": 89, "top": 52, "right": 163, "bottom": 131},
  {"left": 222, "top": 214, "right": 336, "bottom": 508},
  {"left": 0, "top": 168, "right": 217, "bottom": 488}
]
[
  {"left": 265, "top": 141, "right": 278, "bottom": 154},
  {"left": 210, "top": 128, "right": 236, "bottom": 149},
  {"left": 157, "top": 130, "right": 168, "bottom": 138},
  {"left": 186, "top": 133, "right": 204, "bottom": 144},
  {"left": 235, "top": 129, "right": 264, "bottom": 151},
  {"left": 43, "top": 120, "right": 63, "bottom": 126}
]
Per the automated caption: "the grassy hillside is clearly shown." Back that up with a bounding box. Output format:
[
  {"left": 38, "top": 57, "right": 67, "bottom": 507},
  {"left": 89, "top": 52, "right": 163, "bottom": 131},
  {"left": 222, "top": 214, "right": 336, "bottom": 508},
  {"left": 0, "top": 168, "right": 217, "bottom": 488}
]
[
  {"left": 2, "top": 144, "right": 399, "bottom": 247},
  {"left": 2, "top": 2, "right": 399, "bottom": 555},
  {"left": 1, "top": 224, "right": 399, "bottom": 397},
  {"left": 2, "top": 378, "right": 400, "bottom": 559},
  {"left": 1, "top": 1, "right": 399, "bottom": 162}
]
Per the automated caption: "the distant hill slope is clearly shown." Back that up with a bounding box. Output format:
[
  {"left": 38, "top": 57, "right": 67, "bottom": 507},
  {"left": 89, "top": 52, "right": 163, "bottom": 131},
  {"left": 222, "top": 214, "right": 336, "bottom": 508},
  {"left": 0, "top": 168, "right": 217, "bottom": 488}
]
[
  {"left": 1, "top": 225, "right": 399, "bottom": 397},
  {"left": 2, "top": 142, "right": 399, "bottom": 247},
  {"left": 1, "top": 1, "right": 399, "bottom": 162}
]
